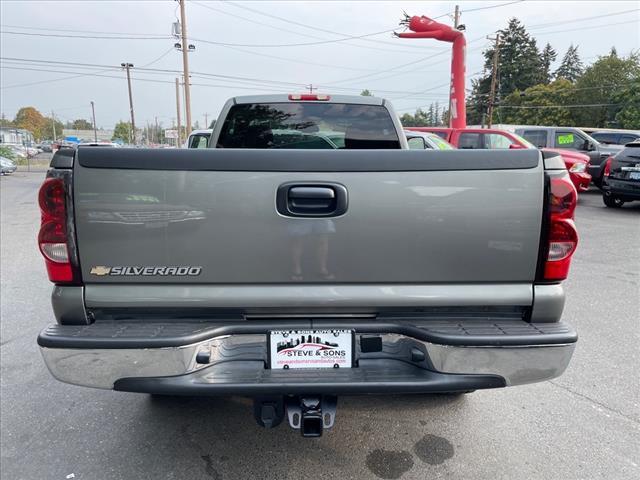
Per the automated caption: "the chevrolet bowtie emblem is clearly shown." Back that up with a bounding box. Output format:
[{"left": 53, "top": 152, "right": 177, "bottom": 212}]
[{"left": 90, "top": 266, "right": 112, "bottom": 276}]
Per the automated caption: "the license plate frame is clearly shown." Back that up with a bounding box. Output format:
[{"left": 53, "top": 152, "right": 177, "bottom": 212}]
[{"left": 268, "top": 329, "right": 354, "bottom": 370}]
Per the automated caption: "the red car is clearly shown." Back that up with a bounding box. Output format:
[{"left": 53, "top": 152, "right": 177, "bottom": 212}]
[{"left": 406, "top": 127, "right": 591, "bottom": 192}]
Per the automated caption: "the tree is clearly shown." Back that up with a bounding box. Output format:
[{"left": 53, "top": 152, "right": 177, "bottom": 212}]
[
  {"left": 399, "top": 103, "right": 445, "bottom": 126},
  {"left": 555, "top": 45, "right": 584, "bottom": 82},
  {"left": 70, "top": 119, "right": 93, "bottom": 130},
  {"left": 360, "top": 89, "right": 373, "bottom": 96},
  {"left": 467, "top": 18, "right": 544, "bottom": 123},
  {"left": 613, "top": 79, "right": 640, "bottom": 129},
  {"left": 540, "top": 43, "right": 557, "bottom": 84},
  {"left": 499, "top": 79, "right": 577, "bottom": 126},
  {"left": 572, "top": 52, "right": 640, "bottom": 127},
  {"left": 399, "top": 108, "right": 428, "bottom": 127},
  {"left": 40, "top": 116, "right": 64, "bottom": 141},
  {"left": 112, "top": 121, "right": 132, "bottom": 143},
  {"left": 14, "top": 107, "right": 47, "bottom": 139},
  {"left": 0, "top": 116, "right": 13, "bottom": 127}
]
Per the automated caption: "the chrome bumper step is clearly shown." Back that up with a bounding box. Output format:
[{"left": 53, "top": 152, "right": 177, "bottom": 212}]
[{"left": 38, "top": 318, "right": 576, "bottom": 391}]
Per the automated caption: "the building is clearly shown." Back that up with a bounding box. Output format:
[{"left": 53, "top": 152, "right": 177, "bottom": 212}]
[
  {"left": 62, "top": 129, "right": 114, "bottom": 142},
  {"left": 0, "top": 127, "right": 35, "bottom": 146}
]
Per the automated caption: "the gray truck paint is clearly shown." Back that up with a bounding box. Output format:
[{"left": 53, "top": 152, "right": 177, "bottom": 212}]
[{"left": 73, "top": 160, "right": 543, "bottom": 285}]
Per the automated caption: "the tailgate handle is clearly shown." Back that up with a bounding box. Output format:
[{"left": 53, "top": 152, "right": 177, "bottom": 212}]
[{"left": 277, "top": 183, "right": 348, "bottom": 217}]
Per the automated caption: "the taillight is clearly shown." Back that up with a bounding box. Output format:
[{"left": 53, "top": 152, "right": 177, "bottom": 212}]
[
  {"left": 569, "top": 162, "right": 586, "bottom": 173},
  {"left": 603, "top": 156, "right": 613, "bottom": 177},
  {"left": 543, "top": 176, "right": 578, "bottom": 282},
  {"left": 38, "top": 176, "right": 76, "bottom": 283},
  {"left": 288, "top": 94, "right": 330, "bottom": 101}
]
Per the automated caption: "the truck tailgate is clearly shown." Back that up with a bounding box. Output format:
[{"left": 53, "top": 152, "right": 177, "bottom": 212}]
[{"left": 73, "top": 148, "right": 542, "bottom": 285}]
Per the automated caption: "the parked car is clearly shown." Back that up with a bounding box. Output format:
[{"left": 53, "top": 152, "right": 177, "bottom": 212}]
[
  {"left": 37, "top": 93, "right": 578, "bottom": 437},
  {"left": 26, "top": 146, "right": 40, "bottom": 157},
  {"left": 542, "top": 148, "right": 591, "bottom": 192},
  {"left": 0, "top": 156, "right": 17, "bottom": 174},
  {"left": 405, "top": 130, "right": 455, "bottom": 150},
  {"left": 602, "top": 141, "right": 640, "bottom": 208},
  {"left": 39, "top": 141, "right": 53, "bottom": 153},
  {"left": 186, "top": 129, "right": 212, "bottom": 148},
  {"left": 406, "top": 127, "right": 591, "bottom": 192},
  {"left": 513, "top": 126, "right": 622, "bottom": 187},
  {"left": 5, "top": 144, "right": 28, "bottom": 160},
  {"left": 583, "top": 129, "right": 640, "bottom": 146}
]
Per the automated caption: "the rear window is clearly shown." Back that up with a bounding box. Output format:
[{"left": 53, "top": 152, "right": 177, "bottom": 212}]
[
  {"left": 217, "top": 103, "right": 400, "bottom": 149},
  {"left": 458, "top": 133, "right": 482, "bottom": 149},
  {"left": 620, "top": 134, "right": 640, "bottom": 145},
  {"left": 522, "top": 130, "right": 548, "bottom": 148},
  {"left": 591, "top": 132, "right": 619, "bottom": 145}
]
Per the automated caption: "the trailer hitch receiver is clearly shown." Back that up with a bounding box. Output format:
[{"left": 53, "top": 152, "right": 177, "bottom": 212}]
[{"left": 286, "top": 395, "right": 338, "bottom": 437}]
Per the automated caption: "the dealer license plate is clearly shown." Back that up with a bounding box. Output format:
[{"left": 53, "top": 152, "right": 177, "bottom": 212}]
[{"left": 269, "top": 330, "right": 353, "bottom": 369}]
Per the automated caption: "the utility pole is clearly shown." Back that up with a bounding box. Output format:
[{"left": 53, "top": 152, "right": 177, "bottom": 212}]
[
  {"left": 51, "top": 111, "right": 57, "bottom": 141},
  {"left": 154, "top": 116, "right": 159, "bottom": 144},
  {"left": 90, "top": 101, "right": 97, "bottom": 142},
  {"left": 204, "top": 113, "right": 209, "bottom": 129},
  {"left": 179, "top": 0, "right": 192, "bottom": 136},
  {"left": 306, "top": 84, "right": 317, "bottom": 94},
  {"left": 175, "top": 77, "right": 182, "bottom": 146},
  {"left": 486, "top": 34, "right": 501, "bottom": 128},
  {"left": 454, "top": 5, "right": 460, "bottom": 29},
  {"left": 121, "top": 62, "right": 136, "bottom": 144}
]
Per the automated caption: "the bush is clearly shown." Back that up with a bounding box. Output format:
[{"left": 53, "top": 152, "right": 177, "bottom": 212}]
[{"left": 0, "top": 145, "right": 16, "bottom": 160}]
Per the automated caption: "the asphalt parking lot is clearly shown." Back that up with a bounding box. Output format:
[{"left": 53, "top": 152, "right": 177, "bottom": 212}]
[{"left": 1, "top": 172, "right": 638, "bottom": 480}]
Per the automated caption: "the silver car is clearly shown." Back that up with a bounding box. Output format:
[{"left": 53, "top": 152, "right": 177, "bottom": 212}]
[
  {"left": 405, "top": 130, "right": 455, "bottom": 150},
  {"left": 0, "top": 156, "right": 17, "bottom": 175}
]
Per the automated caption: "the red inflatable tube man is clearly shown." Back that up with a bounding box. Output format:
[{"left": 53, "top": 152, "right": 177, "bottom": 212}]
[{"left": 397, "top": 14, "right": 467, "bottom": 128}]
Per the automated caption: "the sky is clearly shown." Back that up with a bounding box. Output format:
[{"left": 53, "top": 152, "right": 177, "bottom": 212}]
[{"left": 1, "top": 0, "right": 639, "bottom": 131}]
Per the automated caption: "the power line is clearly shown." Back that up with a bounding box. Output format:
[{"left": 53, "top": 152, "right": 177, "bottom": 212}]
[
  {"left": 220, "top": 0, "right": 452, "bottom": 51},
  {"left": 192, "top": 1, "right": 442, "bottom": 55},
  {"left": 0, "top": 30, "right": 171, "bottom": 40},
  {"left": 497, "top": 103, "right": 630, "bottom": 109},
  {"left": 0, "top": 24, "right": 169, "bottom": 36},
  {"left": 0, "top": 58, "right": 453, "bottom": 97},
  {"left": 140, "top": 48, "right": 176, "bottom": 68},
  {"left": 462, "top": 1, "right": 525, "bottom": 13},
  {"left": 0, "top": 65, "right": 300, "bottom": 93},
  {"left": 526, "top": 8, "right": 640, "bottom": 29},
  {"left": 0, "top": 27, "right": 420, "bottom": 49},
  {"left": 532, "top": 20, "right": 640, "bottom": 36},
  {"left": 326, "top": 42, "right": 487, "bottom": 87}
]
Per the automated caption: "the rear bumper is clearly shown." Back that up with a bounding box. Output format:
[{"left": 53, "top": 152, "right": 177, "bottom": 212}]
[
  {"left": 569, "top": 171, "right": 592, "bottom": 192},
  {"left": 603, "top": 178, "right": 640, "bottom": 200},
  {"left": 588, "top": 162, "right": 605, "bottom": 181},
  {"left": 38, "top": 319, "right": 577, "bottom": 394}
]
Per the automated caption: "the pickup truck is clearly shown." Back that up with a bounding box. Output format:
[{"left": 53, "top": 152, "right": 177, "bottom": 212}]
[
  {"left": 37, "top": 94, "right": 578, "bottom": 437},
  {"left": 513, "top": 126, "right": 622, "bottom": 187},
  {"left": 406, "top": 126, "right": 592, "bottom": 192}
]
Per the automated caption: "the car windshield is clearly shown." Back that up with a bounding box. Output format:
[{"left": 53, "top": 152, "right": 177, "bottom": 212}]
[
  {"left": 217, "top": 102, "right": 401, "bottom": 149},
  {"left": 426, "top": 134, "right": 454, "bottom": 150}
]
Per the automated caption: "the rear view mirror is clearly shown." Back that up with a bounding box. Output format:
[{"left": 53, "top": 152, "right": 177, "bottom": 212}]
[{"left": 509, "top": 143, "right": 525, "bottom": 150}]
